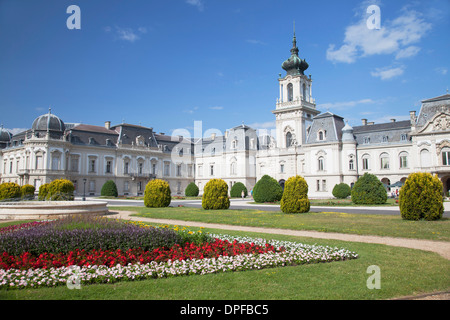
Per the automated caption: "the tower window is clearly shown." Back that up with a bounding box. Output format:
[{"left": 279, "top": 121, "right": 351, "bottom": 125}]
[
  {"left": 287, "top": 83, "right": 293, "bottom": 102},
  {"left": 286, "top": 132, "right": 292, "bottom": 147}
]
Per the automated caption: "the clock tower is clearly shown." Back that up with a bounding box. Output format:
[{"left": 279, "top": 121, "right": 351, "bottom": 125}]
[{"left": 273, "top": 29, "right": 320, "bottom": 148}]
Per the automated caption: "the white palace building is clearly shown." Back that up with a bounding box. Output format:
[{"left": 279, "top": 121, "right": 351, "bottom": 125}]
[{"left": 1, "top": 33, "right": 450, "bottom": 198}]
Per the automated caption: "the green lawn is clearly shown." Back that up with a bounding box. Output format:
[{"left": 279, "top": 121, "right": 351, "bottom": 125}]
[
  {"left": 251, "top": 198, "right": 399, "bottom": 206},
  {"left": 111, "top": 206, "right": 450, "bottom": 241},
  {"left": 1, "top": 228, "right": 449, "bottom": 300}
]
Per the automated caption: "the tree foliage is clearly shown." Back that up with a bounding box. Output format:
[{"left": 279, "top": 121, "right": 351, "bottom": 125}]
[{"left": 280, "top": 175, "right": 310, "bottom": 213}]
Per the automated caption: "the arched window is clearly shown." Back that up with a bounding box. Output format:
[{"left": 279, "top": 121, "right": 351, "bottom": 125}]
[
  {"left": 380, "top": 153, "right": 390, "bottom": 170},
  {"left": 349, "top": 159, "right": 354, "bottom": 170},
  {"left": 318, "top": 157, "right": 324, "bottom": 171},
  {"left": 230, "top": 162, "right": 236, "bottom": 175},
  {"left": 287, "top": 83, "right": 293, "bottom": 102},
  {"left": 420, "top": 149, "right": 431, "bottom": 167},
  {"left": 442, "top": 148, "right": 450, "bottom": 166},
  {"left": 302, "top": 83, "right": 307, "bottom": 100},
  {"left": 362, "top": 154, "right": 370, "bottom": 170},
  {"left": 286, "top": 132, "right": 292, "bottom": 147}
]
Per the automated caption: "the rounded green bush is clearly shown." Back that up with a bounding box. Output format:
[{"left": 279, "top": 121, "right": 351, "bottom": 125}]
[
  {"left": 21, "top": 184, "right": 35, "bottom": 200},
  {"left": 38, "top": 183, "right": 49, "bottom": 201},
  {"left": 202, "top": 179, "right": 230, "bottom": 210},
  {"left": 332, "top": 183, "right": 351, "bottom": 199},
  {"left": 351, "top": 173, "right": 387, "bottom": 205},
  {"left": 280, "top": 175, "right": 310, "bottom": 213},
  {"left": 399, "top": 172, "right": 443, "bottom": 221},
  {"left": 0, "top": 182, "right": 21, "bottom": 201},
  {"left": 230, "top": 182, "right": 248, "bottom": 198},
  {"left": 253, "top": 175, "right": 283, "bottom": 203},
  {"left": 101, "top": 180, "right": 118, "bottom": 197},
  {"left": 144, "top": 179, "right": 171, "bottom": 208},
  {"left": 47, "top": 179, "right": 75, "bottom": 201},
  {"left": 185, "top": 182, "right": 199, "bottom": 197}
]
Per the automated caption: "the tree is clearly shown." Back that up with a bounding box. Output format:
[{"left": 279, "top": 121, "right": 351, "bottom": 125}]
[
  {"left": 332, "top": 183, "right": 351, "bottom": 199},
  {"left": 351, "top": 173, "right": 387, "bottom": 205},
  {"left": 202, "top": 179, "right": 230, "bottom": 210},
  {"left": 185, "top": 182, "right": 199, "bottom": 197},
  {"left": 280, "top": 175, "right": 310, "bottom": 213},
  {"left": 230, "top": 182, "right": 248, "bottom": 198},
  {"left": 253, "top": 175, "right": 283, "bottom": 203},
  {"left": 101, "top": 180, "right": 118, "bottom": 197},
  {"left": 399, "top": 172, "right": 443, "bottom": 221},
  {"left": 144, "top": 179, "right": 171, "bottom": 208}
]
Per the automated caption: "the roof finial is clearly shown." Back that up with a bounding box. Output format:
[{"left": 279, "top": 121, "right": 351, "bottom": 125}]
[{"left": 48, "top": 107, "right": 51, "bottom": 114}]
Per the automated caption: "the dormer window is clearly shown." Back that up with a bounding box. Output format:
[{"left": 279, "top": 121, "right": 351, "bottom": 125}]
[{"left": 318, "top": 130, "right": 326, "bottom": 141}]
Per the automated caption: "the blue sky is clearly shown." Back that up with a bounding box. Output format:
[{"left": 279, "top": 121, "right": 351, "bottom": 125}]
[{"left": 0, "top": 0, "right": 449, "bottom": 138}]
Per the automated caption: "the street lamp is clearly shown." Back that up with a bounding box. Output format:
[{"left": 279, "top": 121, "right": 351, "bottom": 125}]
[{"left": 83, "top": 178, "right": 87, "bottom": 201}]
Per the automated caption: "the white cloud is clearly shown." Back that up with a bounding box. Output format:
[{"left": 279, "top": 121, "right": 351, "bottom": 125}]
[
  {"left": 5, "top": 128, "right": 28, "bottom": 135},
  {"left": 186, "top": 0, "right": 204, "bottom": 11},
  {"left": 209, "top": 106, "right": 223, "bottom": 110},
  {"left": 435, "top": 67, "right": 448, "bottom": 75},
  {"left": 395, "top": 46, "right": 420, "bottom": 59},
  {"left": 104, "top": 26, "right": 146, "bottom": 42},
  {"left": 371, "top": 66, "right": 405, "bottom": 80},
  {"left": 318, "top": 98, "right": 376, "bottom": 111},
  {"left": 246, "top": 39, "right": 267, "bottom": 45},
  {"left": 327, "top": 8, "right": 431, "bottom": 63}
]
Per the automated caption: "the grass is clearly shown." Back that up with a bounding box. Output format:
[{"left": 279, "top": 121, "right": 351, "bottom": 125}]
[
  {"left": 110, "top": 206, "right": 450, "bottom": 241},
  {"left": 251, "top": 198, "right": 400, "bottom": 206},
  {"left": 1, "top": 226, "right": 449, "bottom": 300}
]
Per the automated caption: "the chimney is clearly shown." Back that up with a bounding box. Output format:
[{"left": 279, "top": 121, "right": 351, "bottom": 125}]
[
  {"left": 390, "top": 119, "right": 396, "bottom": 123},
  {"left": 105, "top": 121, "right": 111, "bottom": 130},
  {"left": 367, "top": 122, "right": 374, "bottom": 125},
  {"left": 362, "top": 119, "right": 367, "bottom": 126},
  {"left": 409, "top": 111, "right": 416, "bottom": 125}
]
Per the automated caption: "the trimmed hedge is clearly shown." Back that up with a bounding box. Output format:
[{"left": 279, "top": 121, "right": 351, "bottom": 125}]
[
  {"left": 351, "top": 173, "right": 387, "bottom": 205},
  {"left": 185, "top": 182, "right": 199, "bottom": 197},
  {"left": 21, "top": 184, "right": 35, "bottom": 200},
  {"left": 47, "top": 179, "right": 75, "bottom": 201},
  {"left": 253, "top": 175, "right": 283, "bottom": 203},
  {"left": 399, "top": 172, "right": 444, "bottom": 221},
  {"left": 0, "top": 182, "right": 21, "bottom": 201},
  {"left": 38, "top": 183, "right": 49, "bottom": 201},
  {"left": 101, "top": 180, "right": 118, "bottom": 197},
  {"left": 144, "top": 179, "right": 171, "bottom": 208},
  {"left": 202, "top": 179, "right": 230, "bottom": 210},
  {"left": 280, "top": 175, "right": 310, "bottom": 213},
  {"left": 332, "top": 183, "right": 351, "bottom": 199},
  {"left": 230, "top": 182, "right": 248, "bottom": 198}
]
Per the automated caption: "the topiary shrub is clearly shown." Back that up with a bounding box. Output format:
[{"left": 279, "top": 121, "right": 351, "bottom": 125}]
[
  {"left": 332, "top": 183, "right": 351, "bottom": 199},
  {"left": 144, "top": 179, "right": 171, "bottom": 208},
  {"left": 101, "top": 180, "right": 118, "bottom": 197},
  {"left": 253, "top": 175, "right": 283, "bottom": 203},
  {"left": 0, "top": 182, "right": 21, "bottom": 201},
  {"left": 185, "top": 182, "right": 199, "bottom": 197},
  {"left": 280, "top": 175, "right": 310, "bottom": 213},
  {"left": 202, "top": 179, "right": 230, "bottom": 210},
  {"left": 21, "top": 184, "right": 35, "bottom": 200},
  {"left": 230, "top": 182, "right": 248, "bottom": 198},
  {"left": 38, "top": 183, "right": 49, "bottom": 201},
  {"left": 47, "top": 179, "right": 75, "bottom": 201},
  {"left": 399, "top": 172, "right": 444, "bottom": 221},
  {"left": 351, "top": 173, "right": 387, "bottom": 205}
]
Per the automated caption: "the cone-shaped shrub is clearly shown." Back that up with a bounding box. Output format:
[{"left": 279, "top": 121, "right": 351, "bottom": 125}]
[
  {"left": 280, "top": 175, "right": 310, "bottom": 213},
  {"left": 253, "top": 175, "right": 283, "bottom": 203},
  {"left": 332, "top": 183, "right": 351, "bottom": 199},
  {"left": 47, "top": 179, "right": 75, "bottom": 201},
  {"left": 399, "top": 172, "right": 443, "bottom": 221},
  {"left": 101, "top": 180, "right": 118, "bottom": 197},
  {"left": 351, "top": 173, "right": 387, "bottom": 205},
  {"left": 38, "top": 183, "right": 49, "bottom": 201},
  {"left": 185, "top": 182, "right": 199, "bottom": 197},
  {"left": 202, "top": 179, "right": 230, "bottom": 210},
  {"left": 230, "top": 182, "right": 248, "bottom": 198},
  {"left": 0, "top": 182, "right": 21, "bottom": 201},
  {"left": 21, "top": 184, "right": 35, "bottom": 200},
  {"left": 144, "top": 179, "right": 171, "bottom": 208}
]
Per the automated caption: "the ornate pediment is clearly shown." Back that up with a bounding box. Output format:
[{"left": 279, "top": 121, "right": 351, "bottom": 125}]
[{"left": 418, "top": 111, "right": 450, "bottom": 134}]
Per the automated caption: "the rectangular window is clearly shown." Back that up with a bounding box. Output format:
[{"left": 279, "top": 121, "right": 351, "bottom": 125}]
[
  {"left": 362, "top": 158, "right": 369, "bottom": 170},
  {"left": 164, "top": 162, "right": 170, "bottom": 176},
  {"left": 349, "top": 160, "right": 354, "bottom": 170},
  {"left": 89, "top": 180, "right": 95, "bottom": 192},
  {"left": 124, "top": 162, "right": 129, "bottom": 174},
  {"left": 124, "top": 181, "right": 129, "bottom": 191},
  {"left": 210, "top": 165, "right": 214, "bottom": 176},
  {"left": 322, "top": 180, "right": 327, "bottom": 192},
  {"left": 198, "top": 165, "right": 203, "bottom": 177},
  {"left": 89, "top": 159, "right": 96, "bottom": 173},
  {"left": 152, "top": 163, "right": 156, "bottom": 175},
  {"left": 318, "top": 158, "right": 324, "bottom": 171},
  {"left": 177, "top": 164, "right": 182, "bottom": 177},
  {"left": 443, "top": 151, "right": 450, "bottom": 166},
  {"left": 138, "top": 162, "right": 143, "bottom": 175},
  {"left": 400, "top": 156, "right": 408, "bottom": 168},
  {"left": 106, "top": 160, "right": 112, "bottom": 173},
  {"left": 280, "top": 164, "right": 285, "bottom": 173},
  {"left": 316, "top": 180, "right": 320, "bottom": 192},
  {"left": 70, "top": 158, "right": 79, "bottom": 172},
  {"left": 381, "top": 158, "right": 389, "bottom": 169}
]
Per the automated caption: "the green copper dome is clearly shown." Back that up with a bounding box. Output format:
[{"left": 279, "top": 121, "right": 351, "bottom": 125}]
[{"left": 281, "top": 32, "right": 308, "bottom": 76}]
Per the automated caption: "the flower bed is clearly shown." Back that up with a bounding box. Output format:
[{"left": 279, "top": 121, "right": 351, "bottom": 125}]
[{"left": 0, "top": 218, "right": 359, "bottom": 290}]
